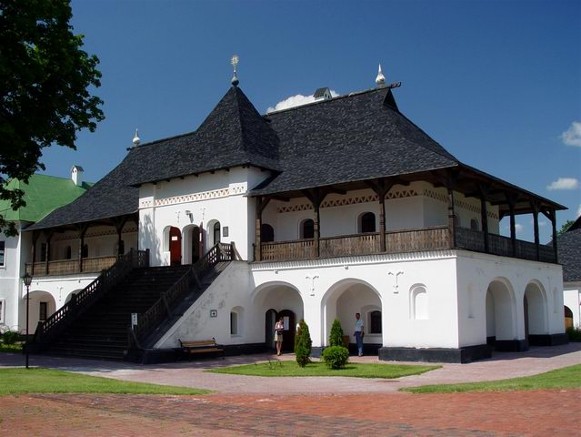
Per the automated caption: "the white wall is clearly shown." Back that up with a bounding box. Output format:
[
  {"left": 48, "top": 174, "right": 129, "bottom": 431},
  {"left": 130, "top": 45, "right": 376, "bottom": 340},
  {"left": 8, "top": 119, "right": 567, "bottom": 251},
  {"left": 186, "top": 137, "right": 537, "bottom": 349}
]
[{"left": 564, "top": 285, "right": 581, "bottom": 328}]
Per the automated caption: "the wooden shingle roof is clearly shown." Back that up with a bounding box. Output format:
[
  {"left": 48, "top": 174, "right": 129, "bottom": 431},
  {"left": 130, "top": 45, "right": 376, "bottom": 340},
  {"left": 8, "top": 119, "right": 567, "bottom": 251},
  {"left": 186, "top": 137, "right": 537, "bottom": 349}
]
[{"left": 557, "top": 216, "right": 581, "bottom": 283}]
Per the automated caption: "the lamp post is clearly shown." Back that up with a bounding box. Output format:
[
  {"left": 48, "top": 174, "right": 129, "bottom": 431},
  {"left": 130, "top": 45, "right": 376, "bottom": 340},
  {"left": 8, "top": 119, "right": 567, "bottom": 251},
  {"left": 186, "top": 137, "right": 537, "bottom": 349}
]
[{"left": 22, "top": 272, "right": 32, "bottom": 369}]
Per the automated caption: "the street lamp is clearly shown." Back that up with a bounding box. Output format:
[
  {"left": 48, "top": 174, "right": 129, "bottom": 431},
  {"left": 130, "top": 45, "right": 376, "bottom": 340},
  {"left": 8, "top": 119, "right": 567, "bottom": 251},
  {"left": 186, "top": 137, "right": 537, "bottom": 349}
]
[{"left": 22, "top": 272, "right": 32, "bottom": 369}]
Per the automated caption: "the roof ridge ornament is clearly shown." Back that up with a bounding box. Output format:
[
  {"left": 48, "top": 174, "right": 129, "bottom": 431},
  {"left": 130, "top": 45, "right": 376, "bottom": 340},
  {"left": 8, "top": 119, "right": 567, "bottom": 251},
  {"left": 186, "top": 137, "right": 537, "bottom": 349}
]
[
  {"left": 231, "top": 54, "right": 239, "bottom": 87},
  {"left": 132, "top": 129, "right": 141, "bottom": 147},
  {"left": 375, "top": 64, "right": 386, "bottom": 87}
]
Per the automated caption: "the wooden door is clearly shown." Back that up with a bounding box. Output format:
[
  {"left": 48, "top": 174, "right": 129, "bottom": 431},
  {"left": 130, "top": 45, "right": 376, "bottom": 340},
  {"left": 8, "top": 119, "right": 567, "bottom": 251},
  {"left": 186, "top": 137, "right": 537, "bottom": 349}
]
[{"left": 169, "top": 227, "right": 182, "bottom": 266}]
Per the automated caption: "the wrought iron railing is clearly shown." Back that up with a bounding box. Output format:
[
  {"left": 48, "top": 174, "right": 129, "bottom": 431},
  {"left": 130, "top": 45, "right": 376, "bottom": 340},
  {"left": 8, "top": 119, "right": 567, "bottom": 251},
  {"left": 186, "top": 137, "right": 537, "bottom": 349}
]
[
  {"left": 129, "top": 243, "right": 236, "bottom": 349},
  {"left": 32, "top": 249, "right": 150, "bottom": 346}
]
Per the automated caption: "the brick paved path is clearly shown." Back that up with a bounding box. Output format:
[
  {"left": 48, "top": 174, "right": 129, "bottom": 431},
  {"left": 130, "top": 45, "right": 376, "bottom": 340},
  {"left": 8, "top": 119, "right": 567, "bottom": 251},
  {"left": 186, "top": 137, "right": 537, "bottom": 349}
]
[
  {"left": 2, "top": 390, "right": 579, "bottom": 436},
  {"left": 1, "top": 343, "right": 580, "bottom": 436}
]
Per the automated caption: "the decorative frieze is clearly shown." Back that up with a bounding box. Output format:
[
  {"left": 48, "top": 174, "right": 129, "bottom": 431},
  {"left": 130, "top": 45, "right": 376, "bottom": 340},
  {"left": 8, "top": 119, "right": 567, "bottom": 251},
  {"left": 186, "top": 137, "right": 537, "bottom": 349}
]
[{"left": 139, "top": 185, "right": 245, "bottom": 209}]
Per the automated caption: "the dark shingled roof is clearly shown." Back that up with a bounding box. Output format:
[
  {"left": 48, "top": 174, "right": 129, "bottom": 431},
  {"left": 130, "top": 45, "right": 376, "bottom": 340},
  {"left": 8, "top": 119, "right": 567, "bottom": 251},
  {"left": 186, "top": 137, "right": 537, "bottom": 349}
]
[
  {"left": 250, "top": 87, "right": 459, "bottom": 195},
  {"left": 27, "top": 83, "right": 565, "bottom": 231},
  {"left": 557, "top": 216, "right": 581, "bottom": 283}
]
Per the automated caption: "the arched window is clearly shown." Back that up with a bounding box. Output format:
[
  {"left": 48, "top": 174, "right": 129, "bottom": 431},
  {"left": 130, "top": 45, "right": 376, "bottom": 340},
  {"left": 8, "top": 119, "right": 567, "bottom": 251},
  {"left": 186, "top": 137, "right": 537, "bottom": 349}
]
[
  {"left": 360, "top": 212, "right": 376, "bottom": 233},
  {"left": 301, "top": 219, "right": 314, "bottom": 239},
  {"left": 470, "top": 218, "right": 479, "bottom": 231},
  {"left": 261, "top": 224, "right": 274, "bottom": 242},
  {"left": 213, "top": 221, "right": 221, "bottom": 245},
  {"left": 369, "top": 310, "right": 382, "bottom": 334},
  {"left": 410, "top": 285, "right": 429, "bottom": 320},
  {"left": 231, "top": 306, "right": 243, "bottom": 336}
]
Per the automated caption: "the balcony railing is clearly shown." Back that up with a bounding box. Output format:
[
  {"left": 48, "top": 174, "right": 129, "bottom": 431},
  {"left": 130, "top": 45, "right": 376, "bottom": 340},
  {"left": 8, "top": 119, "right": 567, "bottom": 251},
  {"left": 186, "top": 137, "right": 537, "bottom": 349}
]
[
  {"left": 259, "top": 226, "right": 556, "bottom": 263},
  {"left": 26, "top": 255, "right": 119, "bottom": 277}
]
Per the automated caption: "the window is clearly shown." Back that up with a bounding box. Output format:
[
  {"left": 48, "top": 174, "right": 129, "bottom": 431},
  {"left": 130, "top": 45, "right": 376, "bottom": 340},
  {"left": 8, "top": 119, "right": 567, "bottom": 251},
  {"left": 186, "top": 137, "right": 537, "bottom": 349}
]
[
  {"left": 40, "top": 243, "right": 47, "bottom": 262},
  {"left": 369, "top": 310, "right": 382, "bottom": 334},
  {"left": 65, "top": 246, "right": 72, "bottom": 259},
  {"left": 213, "top": 222, "right": 221, "bottom": 244},
  {"left": 0, "top": 300, "right": 4, "bottom": 324},
  {"left": 81, "top": 244, "right": 88, "bottom": 258},
  {"left": 301, "top": 219, "right": 314, "bottom": 239},
  {"left": 0, "top": 241, "right": 4, "bottom": 266},
  {"left": 261, "top": 224, "right": 274, "bottom": 242},
  {"left": 360, "top": 212, "right": 376, "bottom": 233},
  {"left": 230, "top": 311, "right": 238, "bottom": 335},
  {"left": 39, "top": 302, "right": 48, "bottom": 322}
]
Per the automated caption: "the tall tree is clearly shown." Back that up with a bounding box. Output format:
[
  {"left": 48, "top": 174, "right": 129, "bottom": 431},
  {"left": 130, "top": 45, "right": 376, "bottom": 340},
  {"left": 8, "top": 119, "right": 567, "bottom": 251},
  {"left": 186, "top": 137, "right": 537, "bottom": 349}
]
[{"left": 0, "top": 0, "right": 104, "bottom": 235}]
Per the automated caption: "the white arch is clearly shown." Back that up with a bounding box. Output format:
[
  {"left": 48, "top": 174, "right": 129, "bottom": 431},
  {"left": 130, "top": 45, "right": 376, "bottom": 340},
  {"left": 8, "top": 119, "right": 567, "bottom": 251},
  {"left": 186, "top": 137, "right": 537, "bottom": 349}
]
[
  {"left": 524, "top": 280, "right": 549, "bottom": 335},
  {"left": 486, "top": 277, "right": 518, "bottom": 342}
]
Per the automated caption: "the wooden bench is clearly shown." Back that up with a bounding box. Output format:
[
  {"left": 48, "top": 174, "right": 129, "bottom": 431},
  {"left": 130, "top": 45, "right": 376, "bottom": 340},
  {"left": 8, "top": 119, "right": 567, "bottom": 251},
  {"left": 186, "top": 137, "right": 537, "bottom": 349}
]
[{"left": 178, "top": 338, "right": 225, "bottom": 359}]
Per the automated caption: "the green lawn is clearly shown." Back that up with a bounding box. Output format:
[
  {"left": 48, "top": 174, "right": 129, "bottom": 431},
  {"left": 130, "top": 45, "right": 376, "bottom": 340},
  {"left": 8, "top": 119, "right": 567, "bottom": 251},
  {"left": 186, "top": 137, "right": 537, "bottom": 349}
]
[
  {"left": 208, "top": 359, "right": 439, "bottom": 378},
  {"left": 0, "top": 368, "right": 210, "bottom": 396},
  {"left": 403, "top": 364, "right": 581, "bottom": 393}
]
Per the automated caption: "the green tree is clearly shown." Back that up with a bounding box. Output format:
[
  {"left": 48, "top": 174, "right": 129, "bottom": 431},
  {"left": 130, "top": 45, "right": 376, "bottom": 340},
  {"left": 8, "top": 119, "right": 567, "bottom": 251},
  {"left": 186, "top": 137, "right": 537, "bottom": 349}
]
[
  {"left": 557, "top": 220, "right": 575, "bottom": 237},
  {"left": 0, "top": 0, "right": 104, "bottom": 235},
  {"left": 294, "top": 319, "right": 312, "bottom": 367},
  {"left": 329, "top": 318, "right": 344, "bottom": 347}
]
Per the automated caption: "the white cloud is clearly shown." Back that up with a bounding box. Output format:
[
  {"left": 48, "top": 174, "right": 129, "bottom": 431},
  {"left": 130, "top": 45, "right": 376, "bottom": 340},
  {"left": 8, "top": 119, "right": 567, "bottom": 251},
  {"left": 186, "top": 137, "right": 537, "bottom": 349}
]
[
  {"left": 561, "top": 121, "right": 581, "bottom": 147},
  {"left": 577, "top": 204, "right": 581, "bottom": 217},
  {"left": 267, "top": 90, "right": 339, "bottom": 113},
  {"left": 546, "top": 177, "right": 579, "bottom": 191},
  {"left": 515, "top": 223, "right": 523, "bottom": 234}
]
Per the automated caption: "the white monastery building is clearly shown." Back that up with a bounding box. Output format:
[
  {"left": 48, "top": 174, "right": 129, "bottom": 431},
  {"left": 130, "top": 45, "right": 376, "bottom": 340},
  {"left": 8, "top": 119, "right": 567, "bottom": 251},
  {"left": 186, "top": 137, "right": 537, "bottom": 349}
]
[{"left": 13, "top": 66, "right": 568, "bottom": 363}]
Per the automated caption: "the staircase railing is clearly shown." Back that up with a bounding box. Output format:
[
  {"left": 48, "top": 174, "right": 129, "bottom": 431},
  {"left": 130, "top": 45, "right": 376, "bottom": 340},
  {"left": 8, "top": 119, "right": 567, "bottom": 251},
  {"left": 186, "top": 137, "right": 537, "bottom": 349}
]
[
  {"left": 129, "top": 243, "right": 236, "bottom": 349},
  {"left": 33, "top": 249, "right": 150, "bottom": 347}
]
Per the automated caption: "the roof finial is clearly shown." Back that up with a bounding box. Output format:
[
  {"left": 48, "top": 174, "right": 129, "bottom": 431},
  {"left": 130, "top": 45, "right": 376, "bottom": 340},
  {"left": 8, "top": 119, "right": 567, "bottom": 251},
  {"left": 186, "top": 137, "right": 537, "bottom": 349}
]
[
  {"left": 231, "top": 54, "right": 239, "bottom": 87},
  {"left": 132, "top": 129, "right": 141, "bottom": 147},
  {"left": 375, "top": 64, "right": 386, "bottom": 87}
]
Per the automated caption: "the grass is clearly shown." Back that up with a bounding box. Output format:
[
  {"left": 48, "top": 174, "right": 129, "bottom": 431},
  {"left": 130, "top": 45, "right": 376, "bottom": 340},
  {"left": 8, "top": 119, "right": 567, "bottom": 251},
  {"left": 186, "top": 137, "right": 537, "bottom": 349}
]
[
  {"left": 0, "top": 368, "right": 211, "bottom": 396},
  {"left": 0, "top": 343, "right": 23, "bottom": 353},
  {"left": 208, "top": 359, "right": 439, "bottom": 378},
  {"left": 403, "top": 364, "right": 581, "bottom": 393}
]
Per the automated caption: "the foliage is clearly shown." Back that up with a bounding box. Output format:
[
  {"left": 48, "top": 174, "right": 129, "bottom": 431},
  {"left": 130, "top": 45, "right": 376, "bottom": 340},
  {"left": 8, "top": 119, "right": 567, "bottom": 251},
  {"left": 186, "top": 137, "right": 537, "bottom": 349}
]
[
  {"left": 0, "top": 0, "right": 104, "bottom": 236},
  {"left": 403, "top": 364, "right": 581, "bottom": 393},
  {"left": 294, "top": 319, "right": 312, "bottom": 367},
  {"left": 210, "top": 360, "right": 439, "bottom": 378},
  {"left": 0, "top": 368, "right": 211, "bottom": 395},
  {"left": 557, "top": 220, "right": 575, "bottom": 236},
  {"left": 1, "top": 330, "right": 21, "bottom": 345},
  {"left": 329, "top": 318, "right": 344, "bottom": 347},
  {"left": 566, "top": 327, "right": 581, "bottom": 342},
  {"left": 322, "top": 346, "right": 350, "bottom": 369}
]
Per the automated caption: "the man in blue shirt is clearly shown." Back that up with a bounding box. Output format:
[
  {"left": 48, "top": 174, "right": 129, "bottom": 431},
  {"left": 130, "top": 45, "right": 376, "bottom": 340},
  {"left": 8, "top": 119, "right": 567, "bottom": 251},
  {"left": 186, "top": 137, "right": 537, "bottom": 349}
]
[{"left": 354, "top": 312, "right": 364, "bottom": 356}]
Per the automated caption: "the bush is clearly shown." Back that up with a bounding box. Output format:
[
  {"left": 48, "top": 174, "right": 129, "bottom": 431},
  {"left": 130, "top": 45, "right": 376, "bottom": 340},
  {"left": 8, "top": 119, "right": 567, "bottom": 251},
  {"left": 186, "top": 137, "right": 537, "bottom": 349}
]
[
  {"left": 322, "top": 345, "right": 350, "bottom": 369},
  {"left": 566, "top": 327, "right": 581, "bottom": 342},
  {"left": 2, "top": 330, "right": 21, "bottom": 345},
  {"left": 294, "top": 319, "right": 312, "bottom": 367},
  {"left": 329, "top": 319, "right": 344, "bottom": 347}
]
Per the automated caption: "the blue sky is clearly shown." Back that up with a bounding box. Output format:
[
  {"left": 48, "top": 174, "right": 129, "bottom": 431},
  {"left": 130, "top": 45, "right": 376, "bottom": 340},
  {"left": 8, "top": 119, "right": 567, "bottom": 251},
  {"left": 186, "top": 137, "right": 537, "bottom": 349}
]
[{"left": 41, "top": 0, "right": 580, "bottom": 243}]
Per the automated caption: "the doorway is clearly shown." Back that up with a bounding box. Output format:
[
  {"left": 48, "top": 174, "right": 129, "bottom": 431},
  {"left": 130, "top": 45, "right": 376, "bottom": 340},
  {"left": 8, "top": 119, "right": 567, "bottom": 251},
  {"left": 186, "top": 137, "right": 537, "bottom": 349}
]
[
  {"left": 265, "top": 309, "right": 296, "bottom": 353},
  {"left": 169, "top": 227, "right": 182, "bottom": 265}
]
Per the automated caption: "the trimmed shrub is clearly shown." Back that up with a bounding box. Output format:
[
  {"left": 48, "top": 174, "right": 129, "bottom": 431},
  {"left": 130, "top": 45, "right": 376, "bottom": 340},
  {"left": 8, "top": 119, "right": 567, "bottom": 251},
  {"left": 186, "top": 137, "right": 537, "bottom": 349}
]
[
  {"left": 2, "top": 330, "right": 20, "bottom": 345},
  {"left": 322, "top": 345, "right": 350, "bottom": 369},
  {"left": 294, "top": 319, "right": 312, "bottom": 367},
  {"left": 566, "top": 327, "right": 581, "bottom": 342},
  {"left": 329, "top": 318, "right": 344, "bottom": 347}
]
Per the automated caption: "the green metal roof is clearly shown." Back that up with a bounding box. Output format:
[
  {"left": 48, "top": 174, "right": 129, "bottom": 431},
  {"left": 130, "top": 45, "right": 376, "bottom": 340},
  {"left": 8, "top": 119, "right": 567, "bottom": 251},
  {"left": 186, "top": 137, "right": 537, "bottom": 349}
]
[{"left": 0, "top": 174, "right": 92, "bottom": 224}]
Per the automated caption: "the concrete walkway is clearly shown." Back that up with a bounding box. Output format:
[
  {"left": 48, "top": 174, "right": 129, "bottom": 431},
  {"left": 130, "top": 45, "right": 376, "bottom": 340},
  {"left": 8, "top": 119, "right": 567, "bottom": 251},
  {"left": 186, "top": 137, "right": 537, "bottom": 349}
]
[{"left": 2, "top": 342, "right": 579, "bottom": 394}]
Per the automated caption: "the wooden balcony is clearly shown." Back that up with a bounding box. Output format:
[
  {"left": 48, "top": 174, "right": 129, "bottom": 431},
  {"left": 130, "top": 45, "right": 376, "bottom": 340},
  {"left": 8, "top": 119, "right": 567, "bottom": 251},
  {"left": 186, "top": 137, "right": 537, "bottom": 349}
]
[
  {"left": 258, "top": 226, "right": 557, "bottom": 263},
  {"left": 26, "top": 255, "right": 119, "bottom": 277}
]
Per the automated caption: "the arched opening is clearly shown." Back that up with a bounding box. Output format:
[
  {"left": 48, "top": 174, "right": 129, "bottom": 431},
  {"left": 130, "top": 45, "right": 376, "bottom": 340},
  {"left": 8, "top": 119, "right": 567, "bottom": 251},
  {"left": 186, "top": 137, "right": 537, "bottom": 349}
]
[
  {"left": 564, "top": 306, "right": 573, "bottom": 329},
  {"left": 300, "top": 219, "right": 314, "bottom": 239},
  {"left": 322, "top": 279, "right": 382, "bottom": 356},
  {"left": 253, "top": 282, "right": 304, "bottom": 353},
  {"left": 22, "top": 290, "right": 55, "bottom": 336},
  {"left": 359, "top": 212, "right": 376, "bottom": 233},
  {"left": 183, "top": 225, "right": 201, "bottom": 264},
  {"left": 261, "top": 223, "right": 274, "bottom": 242},
  {"left": 524, "top": 282, "right": 548, "bottom": 345},
  {"left": 213, "top": 221, "right": 221, "bottom": 245},
  {"left": 486, "top": 279, "right": 521, "bottom": 351}
]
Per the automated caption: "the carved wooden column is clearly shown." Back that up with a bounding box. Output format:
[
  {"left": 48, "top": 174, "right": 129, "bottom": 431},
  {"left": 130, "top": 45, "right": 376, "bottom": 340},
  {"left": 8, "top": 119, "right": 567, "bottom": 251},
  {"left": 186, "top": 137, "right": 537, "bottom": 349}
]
[
  {"left": 303, "top": 188, "right": 328, "bottom": 258},
  {"left": 506, "top": 194, "right": 517, "bottom": 257},
  {"left": 44, "top": 231, "right": 53, "bottom": 275},
  {"left": 532, "top": 202, "right": 540, "bottom": 261},
  {"left": 113, "top": 217, "right": 129, "bottom": 256},
  {"left": 366, "top": 179, "right": 394, "bottom": 253},
  {"left": 478, "top": 185, "right": 490, "bottom": 253},
  {"left": 254, "top": 196, "right": 270, "bottom": 261},
  {"left": 76, "top": 224, "right": 89, "bottom": 272}
]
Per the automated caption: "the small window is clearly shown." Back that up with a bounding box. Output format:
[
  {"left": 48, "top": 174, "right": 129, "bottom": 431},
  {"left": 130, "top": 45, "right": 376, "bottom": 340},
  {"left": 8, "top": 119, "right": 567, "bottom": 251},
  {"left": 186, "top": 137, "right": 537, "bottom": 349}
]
[
  {"left": 40, "top": 243, "right": 47, "bottom": 262},
  {"left": 81, "top": 244, "right": 89, "bottom": 258},
  {"left": 230, "top": 311, "right": 238, "bottom": 335},
  {"left": 39, "top": 302, "right": 48, "bottom": 322},
  {"left": 261, "top": 224, "right": 274, "bottom": 242},
  {"left": 213, "top": 222, "right": 221, "bottom": 244},
  {"left": 360, "top": 212, "right": 376, "bottom": 233},
  {"left": 301, "top": 219, "right": 314, "bottom": 239},
  {"left": 0, "top": 241, "right": 5, "bottom": 266},
  {"left": 65, "top": 246, "right": 72, "bottom": 259},
  {"left": 369, "top": 310, "right": 382, "bottom": 334}
]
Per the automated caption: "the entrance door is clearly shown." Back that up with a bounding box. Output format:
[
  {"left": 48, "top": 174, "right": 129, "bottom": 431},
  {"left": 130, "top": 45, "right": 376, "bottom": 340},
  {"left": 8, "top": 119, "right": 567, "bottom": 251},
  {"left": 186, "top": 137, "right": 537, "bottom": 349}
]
[
  {"left": 278, "top": 309, "right": 296, "bottom": 353},
  {"left": 169, "top": 227, "right": 182, "bottom": 266},
  {"left": 191, "top": 226, "right": 200, "bottom": 263}
]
